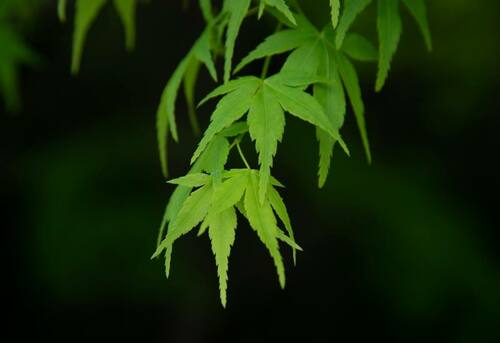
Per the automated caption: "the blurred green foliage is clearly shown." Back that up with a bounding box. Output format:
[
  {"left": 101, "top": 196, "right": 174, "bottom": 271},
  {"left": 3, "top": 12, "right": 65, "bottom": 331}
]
[{"left": 0, "top": 0, "right": 39, "bottom": 112}]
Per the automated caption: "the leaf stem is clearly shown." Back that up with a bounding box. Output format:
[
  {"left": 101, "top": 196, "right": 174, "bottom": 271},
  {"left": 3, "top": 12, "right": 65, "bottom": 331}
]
[
  {"left": 236, "top": 142, "right": 251, "bottom": 169},
  {"left": 260, "top": 22, "right": 283, "bottom": 78}
]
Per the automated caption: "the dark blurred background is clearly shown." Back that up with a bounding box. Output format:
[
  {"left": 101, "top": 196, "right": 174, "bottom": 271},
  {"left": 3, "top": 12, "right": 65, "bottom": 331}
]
[{"left": 2, "top": 0, "right": 499, "bottom": 341}]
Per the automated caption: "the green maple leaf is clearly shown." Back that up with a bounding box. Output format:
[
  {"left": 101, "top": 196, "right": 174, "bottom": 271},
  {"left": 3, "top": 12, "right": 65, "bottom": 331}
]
[
  {"left": 258, "top": 0, "right": 297, "bottom": 25},
  {"left": 207, "top": 206, "right": 237, "bottom": 307},
  {"left": 244, "top": 171, "right": 285, "bottom": 288},
  {"left": 334, "top": 0, "right": 431, "bottom": 91},
  {"left": 192, "top": 71, "right": 348, "bottom": 201},
  {"left": 154, "top": 168, "right": 300, "bottom": 306},
  {"left": 69, "top": 0, "right": 138, "bottom": 74},
  {"left": 156, "top": 26, "right": 218, "bottom": 176},
  {"left": 235, "top": 15, "right": 376, "bottom": 186}
]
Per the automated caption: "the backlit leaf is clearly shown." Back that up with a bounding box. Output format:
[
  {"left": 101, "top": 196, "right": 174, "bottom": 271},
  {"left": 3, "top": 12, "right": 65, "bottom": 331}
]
[
  {"left": 71, "top": 0, "right": 107, "bottom": 74},
  {"left": 338, "top": 52, "right": 372, "bottom": 163},
  {"left": 113, "top": 0, "right": 136, "bottom": 50},
  {"left": 401, "top": 0, "right": 432, "bottom": 50},
  {"left": 248, "top": 87, "right": 285, "bottom": 203},
  {"left": 208, "top": 207, "right": 237, "bottom": 307},
  {"left": 244, "top": 172, "right": 285, "bottom": 288}
]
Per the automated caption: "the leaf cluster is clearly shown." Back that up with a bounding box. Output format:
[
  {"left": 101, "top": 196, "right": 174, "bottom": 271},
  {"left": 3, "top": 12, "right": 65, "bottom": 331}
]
[{"left": 60, "top": 0, "right": 432, "bottom": 306}]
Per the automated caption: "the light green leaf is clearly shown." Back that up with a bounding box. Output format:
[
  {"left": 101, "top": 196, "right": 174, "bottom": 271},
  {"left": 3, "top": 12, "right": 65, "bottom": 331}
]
[
  {"left": 268, "top": 184, "right": 298, "bottom": 263},
  {"left": 167, "top": 173, "right": 211, "bottom": 187},
  {"left": 273, "top": 71, "right": 327, "bottom": 89},
  {"left": 156, "top": 56, "right": 189, "bottom": 176},
  {"left": 192, "top": 30, "right": 218, "bottom": 81},
  {"left": 208, "top": 207, "right": 238, "bottom": 307},
  {"left": 212, "top": 174, "right": 249, "bottom": 214},
  {"left": 191, "top": 82, "right": 259, "bottom": 164},
  {"left": 342, "top": 33, "right": 378, "bottom": 62},
  {"left": 236, "top": 16, "right": 316, "bottom": 73},
  {"left": 71, "top": 0, "right": 107, "bottom": 74},
  {"left": 58, "top": 0, "right": 67, "bottom": 22},
  {"left": 277, "top": 230, "right": 302, "bottom": 252},
  {"left": 244, "top": 173, "right": 285, "bottom": 288},
  {"left": 281, "top": 38, "right": 322, "bottom": 79},
  {"left": 266, "top": 0, "right": 296, "bottom": 25},
  {"left": 157, "top": 29, "right": 219, "bottom": 176},
  {"left": 113, "top": 0, "right": 136, "bottom": 50},
  {"left": 199, "top": 76, "right": 260, "bottom": 107},
  {"left": 337, "top": 52, "right": 372, "bottom": 163},
  {"left": 163, "top": 183, "right": 213, "bottom": 247},
  {"left": 248, "top": 87, "right": 285, "bottom": 203},
  {"left": 199, "top": 135, "right": 231, "bottom": 184},
  {"left": 401, "top": 0, "right": 432, "bottom": 50},
  {"left": 164, "top": 245, "right": 173, "bottom": 278},
  {"left": 220, "top": 122, "right": 249, "bottom": 137},
  {"left": 266, "top": 76, "right": 350, "bottom": 156},
  {"left": 314, "top": 40, "right": 346, "bottom": 187},
  {"left": 316, "top": 129, "right": 335, "bottom": 188},
  {"left": 224, "top": 0, "right": 251, "bottom": 83},
  {"left": 376, "top": 0, "right": 402, "bottom": 91},
  {"left": 330, "top": 0, "right": 340, "bottom": 29},
  {"left": 335, "top": 0, "right": 372, "bottom": 49}
]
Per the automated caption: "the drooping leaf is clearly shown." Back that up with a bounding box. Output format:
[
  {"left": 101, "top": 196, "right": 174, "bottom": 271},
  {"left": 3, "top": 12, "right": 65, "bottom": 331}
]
[
  {"left": 113, "top": 0, "right": 136, "bottom": 50},
  {"left": 208, "top": 206, "right": 237, "bottom": 307},
  {"left": 156, "top": 56, "right": 189, "bottom": 176},
  {"left": 157, "top": 28, "right": 218, "bottom": 176},
  {"left": 244, "top": 172, "right": 285, "bottom": 288},
  {"left": 401, "top": 0, "right": 432, "bottom": 50},
  {"left": 158, "top": 183, "right": 213, "bottom": 251},
  {"left": 337, "top": 52, "right": 372, "bottom": 163},
  {"left": 335, "top": 0, "right": 372, "bottom": 49},
  {"left": 265, "top": 0, "right": 296, "bottom": 25},
  {"left": 71, "top": 0, "right": 107, "bottom": 74},
  {"left": 223, "top": 0, "right": 251, "bottom": 83},
  {"left": 58, "top": 0, "right": 67, "bottom": 22},
  {"left": 314, "top": 37, "right": 346, "bottom": 187},
  {"left": 267, "top": 184, "right": 298, "bottom": 263},
  {"left": 192, "top": 30, "right": 218, "bottom": 81},
  {"left": 376, "top": 0, "right": 402, "bottom": 91},
  {"left": 276, "top": 230, "right": 302, "bottom": 252},
  {"left": 248, "top": 86, "right": 285, "bottom": 203},
  {"left": 0, "top": 25, "right": 38, "bottom": 112}
]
